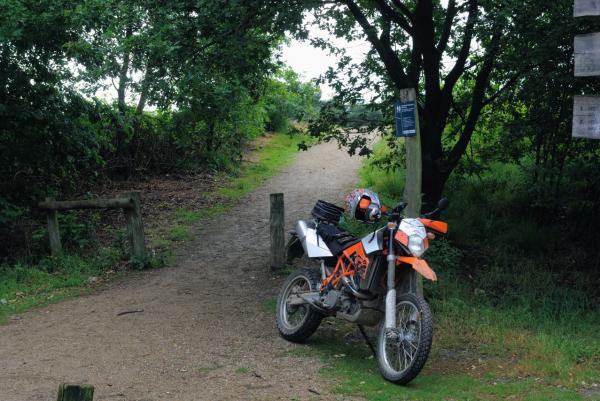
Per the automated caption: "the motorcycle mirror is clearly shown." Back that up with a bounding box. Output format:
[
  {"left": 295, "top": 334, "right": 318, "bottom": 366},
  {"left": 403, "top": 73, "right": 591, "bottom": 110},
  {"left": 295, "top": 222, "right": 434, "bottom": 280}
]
[{"left": 437, "top": 198, "right": 449, "bottom": 213}]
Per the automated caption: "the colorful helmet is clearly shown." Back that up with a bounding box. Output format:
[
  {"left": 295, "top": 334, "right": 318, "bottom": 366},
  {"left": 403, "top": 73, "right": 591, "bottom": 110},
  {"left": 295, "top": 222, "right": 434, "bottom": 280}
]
[{"left": 346, "top": 189, "right": 382, "bottom": 222}]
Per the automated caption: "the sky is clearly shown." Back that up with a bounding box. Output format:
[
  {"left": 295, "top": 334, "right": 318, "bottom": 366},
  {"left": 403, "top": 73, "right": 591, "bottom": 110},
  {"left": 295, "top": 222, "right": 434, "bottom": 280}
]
[{"left": 280, "top": 25, "right": 370, "bottom": 100}]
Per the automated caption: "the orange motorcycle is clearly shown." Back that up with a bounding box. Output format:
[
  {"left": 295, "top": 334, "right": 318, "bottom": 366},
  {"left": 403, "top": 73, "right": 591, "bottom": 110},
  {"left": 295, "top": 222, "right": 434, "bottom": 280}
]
[{"left": 276, "top": 189, "right": 448, "bottom": 384}]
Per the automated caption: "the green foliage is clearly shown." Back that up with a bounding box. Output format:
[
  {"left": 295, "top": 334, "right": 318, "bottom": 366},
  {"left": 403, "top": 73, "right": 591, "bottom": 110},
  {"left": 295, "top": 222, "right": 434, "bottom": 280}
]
[
  {"left": 263, "top": 68, "right": 321, "bottom": 133},
  {"left": 0, "top": 0, "right": 316, "bottom": 266},
  {"left": 129, "top": 251, "right": 169, "bottom": 271}
]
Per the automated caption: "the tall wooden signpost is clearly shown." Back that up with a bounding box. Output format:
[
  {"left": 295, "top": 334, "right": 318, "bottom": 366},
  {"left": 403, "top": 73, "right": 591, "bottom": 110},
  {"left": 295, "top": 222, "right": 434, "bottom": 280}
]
[
  {"left": 573, "top": 0, "right": 600, "bottom": 139},
  {"left": 396, "top": 88, "right": 423, "bottom": 295}
]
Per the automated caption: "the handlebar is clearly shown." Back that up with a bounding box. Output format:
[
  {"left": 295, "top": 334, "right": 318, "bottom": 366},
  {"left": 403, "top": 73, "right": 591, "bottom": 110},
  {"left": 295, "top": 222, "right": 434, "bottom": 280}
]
[{"left": 381, "top": 197, "right": 449, "bottom": 220}]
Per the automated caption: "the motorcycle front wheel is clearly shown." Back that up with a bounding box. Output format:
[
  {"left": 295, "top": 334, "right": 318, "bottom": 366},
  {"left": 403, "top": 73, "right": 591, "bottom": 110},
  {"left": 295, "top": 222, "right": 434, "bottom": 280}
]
[
  {"left": 377, "top": 292, "right": 433, "bottom": 384},
  {"left": 276, "top": 268, "right": 324, "bottom": 343}
]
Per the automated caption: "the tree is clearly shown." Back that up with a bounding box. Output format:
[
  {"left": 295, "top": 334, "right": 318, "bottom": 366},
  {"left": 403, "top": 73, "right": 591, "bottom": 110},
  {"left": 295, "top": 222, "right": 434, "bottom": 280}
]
[
  {"left": 68, "top": 0, "right": 305, "bottom": 174},
  {"left": 263, "top": 68, "right": 321, "bottom": 132},
  {"left": 304, "top": 0, "right": 519, "bottom": 209}
]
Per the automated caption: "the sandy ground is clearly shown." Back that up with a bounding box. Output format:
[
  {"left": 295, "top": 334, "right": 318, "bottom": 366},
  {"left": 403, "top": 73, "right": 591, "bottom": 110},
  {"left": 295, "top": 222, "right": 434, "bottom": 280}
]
[{"left": 0, "top": 142, "right": 364, "bottom": 401}]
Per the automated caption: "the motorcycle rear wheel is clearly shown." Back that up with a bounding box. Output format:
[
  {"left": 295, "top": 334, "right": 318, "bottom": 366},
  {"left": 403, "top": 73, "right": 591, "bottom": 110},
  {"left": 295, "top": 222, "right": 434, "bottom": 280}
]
[
  {"left": 276, "top": 268, "right": 324, "bottom": 343},
  {"left": 376, "top": 292, "right": 433, "bottom": 384}
]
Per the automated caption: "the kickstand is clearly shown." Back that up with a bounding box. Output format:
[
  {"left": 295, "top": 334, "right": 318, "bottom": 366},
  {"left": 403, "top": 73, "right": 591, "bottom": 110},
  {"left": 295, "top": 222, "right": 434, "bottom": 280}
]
[{"left": 358, "top": 325, "right": 376, "bottom": 357}]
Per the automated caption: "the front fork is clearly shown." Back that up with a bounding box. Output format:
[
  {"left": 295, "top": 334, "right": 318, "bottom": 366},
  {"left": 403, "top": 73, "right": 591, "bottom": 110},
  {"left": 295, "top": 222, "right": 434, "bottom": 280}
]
[{"left": 385, "top": 228, "right": 397, "bottom": 330}]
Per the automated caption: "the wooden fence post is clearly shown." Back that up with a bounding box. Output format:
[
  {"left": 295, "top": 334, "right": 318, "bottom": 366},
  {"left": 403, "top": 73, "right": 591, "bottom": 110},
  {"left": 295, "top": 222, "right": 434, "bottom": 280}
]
[
  {"left": 46, "top": 197, "right": 62, "bottom": 256},
  {"left": 56, "top": 383, "right": 94, "bottom": 401},
  {"left": 125, "top": 192, "right": 146, "bottom": 259},
  {"left": 400, "top": 88, "right": 423, "bottom": 296},
  {"left": 270, "top": 193, "right": 285, "bottom": 269}
]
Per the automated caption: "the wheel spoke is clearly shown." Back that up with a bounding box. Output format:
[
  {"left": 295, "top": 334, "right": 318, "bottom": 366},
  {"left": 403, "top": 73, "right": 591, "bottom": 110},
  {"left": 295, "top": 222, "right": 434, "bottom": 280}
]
[
  {"left": 381, "top": 299, "right": 425, "bottom": 377},
  {"left": 399, "top": 341, "right": 406, "bottom": 370},
  {"left": 397, "top": 304, "right": 408, "bottom": 328},
  {"left": 280, "top": 276, "right": 312, "bottom": 330}
]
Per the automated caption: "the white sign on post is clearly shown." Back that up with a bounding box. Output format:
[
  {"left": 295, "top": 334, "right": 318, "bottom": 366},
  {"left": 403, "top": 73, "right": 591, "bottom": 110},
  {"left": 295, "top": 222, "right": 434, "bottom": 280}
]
[
  {"left": 574, "top": 0, "right": 600, "bottom": 17},
  {"left": 574, "top": 33, "right": 600, "bottom": 76},
  {"left": 573, "top": 96, "right": 600, "bottom": 139}
]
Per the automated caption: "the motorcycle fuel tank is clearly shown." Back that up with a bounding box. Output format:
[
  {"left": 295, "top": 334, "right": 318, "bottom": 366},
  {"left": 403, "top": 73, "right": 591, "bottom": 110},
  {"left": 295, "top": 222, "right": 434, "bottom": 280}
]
[{"left": 360, "top": 227, "right": 385, "bottom": 254}]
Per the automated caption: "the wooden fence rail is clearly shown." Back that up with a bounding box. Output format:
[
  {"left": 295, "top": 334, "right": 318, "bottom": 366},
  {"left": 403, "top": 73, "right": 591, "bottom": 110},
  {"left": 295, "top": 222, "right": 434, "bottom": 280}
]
[{"left": 38, "top": 192, "right": 146, "bottom": 259}]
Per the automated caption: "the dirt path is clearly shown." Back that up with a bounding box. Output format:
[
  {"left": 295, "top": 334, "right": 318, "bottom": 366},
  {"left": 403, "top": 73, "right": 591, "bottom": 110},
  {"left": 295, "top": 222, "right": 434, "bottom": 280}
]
[{"left": 0, "top": 142, "right": 364, "bottom": 401}]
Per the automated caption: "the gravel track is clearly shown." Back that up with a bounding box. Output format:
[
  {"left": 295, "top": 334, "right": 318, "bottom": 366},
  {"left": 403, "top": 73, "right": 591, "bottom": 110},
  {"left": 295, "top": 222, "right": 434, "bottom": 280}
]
[{"left": 0, "top": 141, "right": 364, "bottom": 401}]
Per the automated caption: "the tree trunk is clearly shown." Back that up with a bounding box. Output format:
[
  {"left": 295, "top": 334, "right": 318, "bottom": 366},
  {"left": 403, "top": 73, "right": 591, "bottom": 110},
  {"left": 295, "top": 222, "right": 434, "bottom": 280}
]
[
  {"left": 115, "top": 26, "right": 132, "bottom": 178},
  {"left": 419, "top": 115, "right": 446, "bottom": 212},
  {"left": 136, "top": 68, "right": 151, "bottom": 116},
  {"left": 421, "top": 156, "right": 446, "bottom": 213}
]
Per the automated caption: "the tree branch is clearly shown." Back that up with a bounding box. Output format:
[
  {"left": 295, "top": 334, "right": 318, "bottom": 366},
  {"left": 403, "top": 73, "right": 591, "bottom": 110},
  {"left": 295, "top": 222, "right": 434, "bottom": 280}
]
[
  {"left": 373, "top": 0, "right": 413, "bottom": 35},
  {"left": 390, "top": 0, "right": 413, "bottom": 20},
  {"left": 380, "top": 14, "right": 392, "bottom": 47},
  {"left": 446, "top": 27, "right": 502, "bottom": 169},
  {"left": 442, "top": 0, "right": 477, "bottom": 93},
  {"left": 414, "top": 0, "right": 442, "bottom": 114},
  {"left": 436, "top": 0, "right": 478, "bottom": 126},
  {"left": 481, "top": 71, "right": 524, "bottom": 107},
  {"left": 407, "top": 39, "right": 422, "bottom": 85},
  {"left": 342, "top": 0, "right": 410, "bottom": 89},
  {"left": 436, "top": 0, "right": 457, "bottom": 54}
]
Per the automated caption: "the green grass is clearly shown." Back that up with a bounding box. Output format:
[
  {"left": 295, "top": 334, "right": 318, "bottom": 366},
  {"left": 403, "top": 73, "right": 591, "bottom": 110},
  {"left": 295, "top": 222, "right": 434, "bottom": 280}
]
[
  {"left": 168, "top": 224, "right": 193, "bottom": 241},
  {"left": 278, "top": 305, "right": 591, "bottom": 401},
  {"left": 263, "top": 296, "right": 277, "bottom": 313},
  {"left": 311, "top": 325, "right": 584, "bottom": 401},
  {"left": 175, "top": 209, "right": 204, "bottom": 224},
  {"left": 0, "top": 249, "right": 122, "bottom": 323},
  {"left": 1, "top": 132, "right": 310, "bottom": 323},
  {"left": 275, "top": 138, "right": 599, "bottom": 400}
]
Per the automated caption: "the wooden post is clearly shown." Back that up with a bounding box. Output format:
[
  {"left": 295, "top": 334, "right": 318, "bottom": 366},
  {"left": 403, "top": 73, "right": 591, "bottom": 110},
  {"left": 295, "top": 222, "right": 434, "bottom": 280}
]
[
  {"left": 400, "top": 88, "right": 423, "bottom": 295},
  {"left": 57, "top": 383, "right": 94, "bottom": 401},
  {"left": 46, "top": 197, "right": 62, "bottom": 256},
  {"left": 270, "top": 193, "right": 285, "bottom": 269},
  {"left": 125, "top": 192, "right": 146, "bottom": 259}
]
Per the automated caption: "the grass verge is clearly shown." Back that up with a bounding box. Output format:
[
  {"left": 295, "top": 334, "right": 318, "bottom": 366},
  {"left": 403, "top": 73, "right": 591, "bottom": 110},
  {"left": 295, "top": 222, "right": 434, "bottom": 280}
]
[{"left": 0, "top": 132, "right": 310, "bottom": 323}]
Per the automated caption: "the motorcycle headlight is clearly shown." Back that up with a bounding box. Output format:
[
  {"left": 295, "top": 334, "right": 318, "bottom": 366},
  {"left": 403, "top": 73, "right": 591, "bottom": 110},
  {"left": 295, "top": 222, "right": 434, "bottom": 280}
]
[{"left": 408, "top": 235, "right": 425, "bottom": 257}]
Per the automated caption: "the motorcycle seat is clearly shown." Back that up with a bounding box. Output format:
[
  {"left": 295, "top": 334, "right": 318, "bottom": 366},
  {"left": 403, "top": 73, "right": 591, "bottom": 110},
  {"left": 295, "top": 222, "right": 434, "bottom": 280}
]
[{"left": 316, "top": 223, "right": 360, "bottom": 256}]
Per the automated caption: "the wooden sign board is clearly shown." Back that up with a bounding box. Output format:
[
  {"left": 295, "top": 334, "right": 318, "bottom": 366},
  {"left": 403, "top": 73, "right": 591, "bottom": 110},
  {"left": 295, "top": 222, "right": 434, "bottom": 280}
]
[
  {"left": 574, "top": 33, "right": 600, "bottom": 76},
  {"left": 573, "top": 96, "right": 600, "bottom": 139},
  {"left": 574, "top": 0, "right": 600, "bottom": 17}
]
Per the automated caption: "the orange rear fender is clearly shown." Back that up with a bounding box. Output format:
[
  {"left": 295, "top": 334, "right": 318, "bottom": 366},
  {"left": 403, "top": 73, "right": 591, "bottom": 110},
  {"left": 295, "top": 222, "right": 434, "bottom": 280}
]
[{"left": 396, "top": 256, "right": 437, "bottom": 281}]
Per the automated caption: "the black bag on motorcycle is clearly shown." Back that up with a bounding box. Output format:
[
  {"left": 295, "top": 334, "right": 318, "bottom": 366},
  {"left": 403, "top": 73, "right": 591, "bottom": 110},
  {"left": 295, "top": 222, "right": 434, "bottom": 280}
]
[{"left": 316, "top": 223, "right": 359, "bottom": 255}]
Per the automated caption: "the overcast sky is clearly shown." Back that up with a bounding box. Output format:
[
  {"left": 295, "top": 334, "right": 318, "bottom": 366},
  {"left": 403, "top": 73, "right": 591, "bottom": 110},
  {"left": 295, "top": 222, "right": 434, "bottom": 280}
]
[{"left": 280, "top": 25, "right": 370, "bottom": 100}]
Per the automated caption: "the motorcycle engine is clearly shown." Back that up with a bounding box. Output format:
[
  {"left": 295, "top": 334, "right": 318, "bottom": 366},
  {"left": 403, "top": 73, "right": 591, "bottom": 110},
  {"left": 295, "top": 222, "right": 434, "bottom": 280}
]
[
  {"left": 320, "top": 289, "right": 341, "bottom": 310},
  {"left": 320, "top": 287, "right": 360, "bottom": 315}
]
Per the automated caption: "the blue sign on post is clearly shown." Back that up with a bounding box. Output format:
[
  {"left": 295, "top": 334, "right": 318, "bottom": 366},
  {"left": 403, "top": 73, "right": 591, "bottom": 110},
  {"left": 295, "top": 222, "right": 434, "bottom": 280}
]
[{"left": 395, "top": 101, "right": 417, "bottom": 137}]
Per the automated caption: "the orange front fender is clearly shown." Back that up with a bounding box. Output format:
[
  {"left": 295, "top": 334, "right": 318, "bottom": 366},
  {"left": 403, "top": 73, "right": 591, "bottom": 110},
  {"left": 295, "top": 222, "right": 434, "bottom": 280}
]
[{"left": 396, "top": 256, "right": 438, "bottom": 281}]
